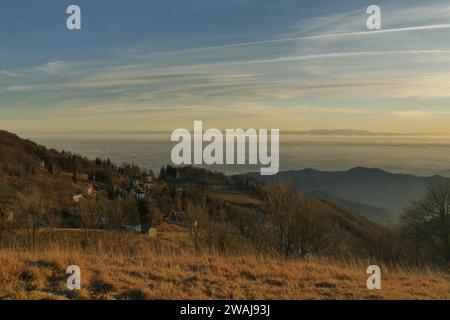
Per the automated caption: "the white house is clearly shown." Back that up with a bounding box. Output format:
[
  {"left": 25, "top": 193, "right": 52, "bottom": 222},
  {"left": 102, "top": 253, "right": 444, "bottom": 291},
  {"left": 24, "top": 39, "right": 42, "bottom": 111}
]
[
  {"left": 83, "top": 185, "right": 96, "bottom": 197},
  {"left": 144, "top": 176, "right": 153, "bottom": 183},
  {"left": 135, "top": 191, "right": 146, "bottom": 200},
  {"left": 72, "top": 192, "right": 83, "bottom": 203}
]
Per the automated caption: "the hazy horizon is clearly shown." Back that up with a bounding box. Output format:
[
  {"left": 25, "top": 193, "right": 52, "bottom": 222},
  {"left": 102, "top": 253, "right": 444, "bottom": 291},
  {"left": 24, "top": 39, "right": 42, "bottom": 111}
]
[
  {"left": 1, "top": 0, "right": 450, "bottom": 177},
  {"left": 27, "top": 133, "right": 450, "bottom": 177}
]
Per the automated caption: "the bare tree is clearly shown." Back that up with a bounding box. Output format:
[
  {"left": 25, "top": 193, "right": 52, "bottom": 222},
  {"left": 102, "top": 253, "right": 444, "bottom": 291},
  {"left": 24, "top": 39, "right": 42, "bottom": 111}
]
[
  {"left": 78, "top": 198, "right": 102, "bottom": 240},
  {"left": 100, "top": 199, "right": 125, "bottom": 230},
  {"left": 0, "top": 204, "right": 8, "bottom": 242},
  {"left": 138, "top": 197, "right": 162, "bottom": 225},
  {"left": 264, "top": 183, "right": 326, "bottom": 259},
  {"left": 121, "top": 197, "right": 140, "bottom": 224},
  {"left": 294, "top": 197, "right": 327, "bottom": 258},
  {"left": 204, "top": 220, "right": 232, "bottom": 254},
  {"left": 16, "top": 187, "right": 48, "bottom": 250},
  {"left": 264, "top": 183, "right": 299, "bottom": 258},
  {"left": 185, "top": 201, "right": 210, "bottom": 254},
  {"left": 400, "top": 182, "right": 450, "bottom": 270}
]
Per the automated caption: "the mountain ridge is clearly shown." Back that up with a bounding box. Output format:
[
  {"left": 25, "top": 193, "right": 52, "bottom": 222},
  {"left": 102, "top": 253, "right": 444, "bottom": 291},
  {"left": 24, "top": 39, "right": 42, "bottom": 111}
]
[{"left": 247, "top": 167, "right": 450, "bottom": 223}]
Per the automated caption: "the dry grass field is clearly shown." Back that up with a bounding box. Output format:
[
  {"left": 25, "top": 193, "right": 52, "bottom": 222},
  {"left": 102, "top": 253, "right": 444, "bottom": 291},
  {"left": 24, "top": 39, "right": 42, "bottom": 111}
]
[{"left": 0, "top": 227, "right": 448, "bottom": 300}]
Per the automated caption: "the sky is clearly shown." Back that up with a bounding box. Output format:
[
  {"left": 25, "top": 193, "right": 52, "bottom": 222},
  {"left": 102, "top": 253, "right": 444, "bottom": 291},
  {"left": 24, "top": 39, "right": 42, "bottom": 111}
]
[{"left": 1, "top": 0, "right": 450, "bottom": 135}]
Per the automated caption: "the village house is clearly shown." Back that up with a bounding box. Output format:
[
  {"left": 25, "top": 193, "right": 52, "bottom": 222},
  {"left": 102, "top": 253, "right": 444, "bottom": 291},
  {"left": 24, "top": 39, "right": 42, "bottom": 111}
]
[
  {"left": 135, "top": 190, "right": 146, "bottom": 200},
  {"left": 141, "top": 224, "right": 157, "bottom": 237},
  {"left": 132, "top": 178, "right": 141, "bottom": 189},
  {"left": 147, "top": 226, "right": 157, "bottom": 238},
  {"left": 72, "top": 192, "right": 83, "bottom": 203},
  {"left": 122, "top": 224, "right": 141, "bottom": 233},
  {"left": 83, "top": 185, "right": 96, "bottom": 197},
  {"left": 142, "top": 182, "right": 152, "bottom": 192}
]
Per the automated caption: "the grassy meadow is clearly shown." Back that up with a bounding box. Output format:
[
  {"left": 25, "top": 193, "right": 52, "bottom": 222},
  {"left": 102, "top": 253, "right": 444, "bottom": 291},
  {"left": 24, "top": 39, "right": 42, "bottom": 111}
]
[{"left": 0, "top": 226, "right": 448, "bottom": 300}]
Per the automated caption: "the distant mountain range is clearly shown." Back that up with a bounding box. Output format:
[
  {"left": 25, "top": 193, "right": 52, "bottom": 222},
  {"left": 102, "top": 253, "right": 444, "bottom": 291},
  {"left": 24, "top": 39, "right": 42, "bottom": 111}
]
[
  {"left": 281, "top": 129, "right": 420, "bottom": 136},
  {"left": 27, "top": 129, "right": 444, "bottom": 137},
  {"left": 247, "top": 167, "right": 450, "bottom": 224},
  {"left": 438, "top": 169, "right": 450, "bottom": 177}
]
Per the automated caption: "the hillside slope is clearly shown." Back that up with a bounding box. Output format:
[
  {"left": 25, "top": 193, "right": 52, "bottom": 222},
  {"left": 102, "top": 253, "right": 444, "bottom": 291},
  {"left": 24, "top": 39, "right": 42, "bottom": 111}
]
[
  {"left": 247, "top": 167, "right": 449, "bottom": 221},
  {"left": 0, "top": 130, "right": 388, "bottom": 258},
  {"left": 0, "top": 131, "right": 96, "bottom": 212},
  {"left": 305, "top": 191, "right": 393, "bottom": 224}
]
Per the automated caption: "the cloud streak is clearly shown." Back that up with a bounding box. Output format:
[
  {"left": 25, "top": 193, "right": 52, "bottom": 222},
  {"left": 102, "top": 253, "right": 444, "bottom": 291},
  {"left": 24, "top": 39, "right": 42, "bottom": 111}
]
[
  {"left": 245, "top": 49, "right": 450, "bottom": 64},
  {"left": 6, "top": 48, "right": 450, "bottom": 93},
  {"left": 129, "top": 24, "right": 450, "bottom": 55}
]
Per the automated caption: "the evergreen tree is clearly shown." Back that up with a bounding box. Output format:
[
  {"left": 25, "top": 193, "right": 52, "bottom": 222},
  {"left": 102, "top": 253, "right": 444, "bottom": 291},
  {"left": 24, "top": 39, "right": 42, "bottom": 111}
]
[
  {"left": 159, "top": 166, "right": 167, "bottom": 181},
  {"left": 72, "top": 155, "right": 78, "bottom": 183}
]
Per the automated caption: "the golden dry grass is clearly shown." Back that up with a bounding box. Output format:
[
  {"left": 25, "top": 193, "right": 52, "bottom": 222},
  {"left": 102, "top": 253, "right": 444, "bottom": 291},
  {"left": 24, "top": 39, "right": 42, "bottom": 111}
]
[{"left": 0, "top": 227, "right": 449, "bottom": 300}]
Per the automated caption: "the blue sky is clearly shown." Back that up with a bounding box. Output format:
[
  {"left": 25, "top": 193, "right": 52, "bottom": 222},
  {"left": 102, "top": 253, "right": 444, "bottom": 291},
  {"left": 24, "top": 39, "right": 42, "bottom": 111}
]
[{"left": 1, "top": 0, "right": 450, "bottom": 134}]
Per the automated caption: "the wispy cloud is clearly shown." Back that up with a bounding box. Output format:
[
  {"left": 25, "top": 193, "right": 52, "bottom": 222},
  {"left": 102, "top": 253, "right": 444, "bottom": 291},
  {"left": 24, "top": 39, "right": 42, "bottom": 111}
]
[
  {"left": 219, "top": 24, "right": 450, "bottom": 50},
  {"left": 388, "top": 110, "right": 450, "bottom": 118},
  {"left": 0, "top": 70, "right": 20, "bottom": 77},
  {"left": 245, "top": 49, "right": 450, "bottom": 64},
  {"left": 115, "top": 24, "right": 450, "bottom": 58},
  {"left": 35, "top": 60, "right": 70, "bottom": 75}
]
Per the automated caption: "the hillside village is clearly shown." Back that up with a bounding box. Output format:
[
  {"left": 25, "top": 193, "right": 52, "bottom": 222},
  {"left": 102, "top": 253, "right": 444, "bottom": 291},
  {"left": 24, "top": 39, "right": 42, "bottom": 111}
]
[
  {"left": 70, "top": 173, "right": 160, "bottom": 235},
  {"left": 0, "top": 130, "right": 261, "bottom": 241}
]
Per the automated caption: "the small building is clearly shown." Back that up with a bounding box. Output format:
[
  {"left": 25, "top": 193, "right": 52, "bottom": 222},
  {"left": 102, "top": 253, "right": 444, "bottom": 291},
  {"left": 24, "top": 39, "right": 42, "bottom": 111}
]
[
  {"left": 72, "top": 192, "right": 83, "bottom": 203},
  {"left": 84, "top": 185, "right": 96, "bottom": 197},
  {"left": 144, "top": 176, "right": 153, "bottom": 184},
  {"left": 142, "top": 182, "right": 152, "bottom": 192},
  {"left": 122, "top": 224, "right": 141, "bottom": 233},
  {"left": 135, "top": 190, "right": 146, "bottom": 199},
  {"left": 147, "top": 227, "right": 157, "bottom": 238},
  {"left": 141, "top": 224, "right": 157, "bottom": 237}
]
